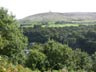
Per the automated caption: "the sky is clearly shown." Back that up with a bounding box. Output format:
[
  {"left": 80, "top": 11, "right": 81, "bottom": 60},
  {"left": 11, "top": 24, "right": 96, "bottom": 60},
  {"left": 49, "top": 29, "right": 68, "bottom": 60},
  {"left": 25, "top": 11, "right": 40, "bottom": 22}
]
[{"left": 0, "top": 0, "right": 96, "bottom": 19}]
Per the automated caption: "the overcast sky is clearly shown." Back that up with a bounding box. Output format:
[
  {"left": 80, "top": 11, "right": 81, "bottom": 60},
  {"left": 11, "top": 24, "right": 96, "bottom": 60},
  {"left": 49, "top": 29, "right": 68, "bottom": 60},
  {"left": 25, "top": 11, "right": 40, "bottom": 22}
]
[{"left": 0, "top": 0, "right": 96, "bottom": 19}]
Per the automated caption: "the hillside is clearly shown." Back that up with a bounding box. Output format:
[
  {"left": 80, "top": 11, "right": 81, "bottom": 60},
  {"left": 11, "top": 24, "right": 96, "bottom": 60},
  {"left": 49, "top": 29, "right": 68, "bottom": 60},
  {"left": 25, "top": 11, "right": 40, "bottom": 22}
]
[{"left": 18, "top": 12, "right": 96, "bottom": 27}]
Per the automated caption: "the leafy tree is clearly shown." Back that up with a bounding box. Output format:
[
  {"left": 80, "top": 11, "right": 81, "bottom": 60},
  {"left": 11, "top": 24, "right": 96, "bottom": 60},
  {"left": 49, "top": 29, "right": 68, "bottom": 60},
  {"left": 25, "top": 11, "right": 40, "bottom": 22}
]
[
  {"left": 71, "top": 49, "right": 92, "bottom": 71},
  {"left": 26, "top": 49, "right": 46, "bottom": 71},
  {"left": 43, "top": 40, "right": 73, "bottom": 70},
  {"left": 92, "top": 52, "right": 96, "bottom": 71},
  {"left": 0, "top": 7, "right": 28, "bottom": 64}
]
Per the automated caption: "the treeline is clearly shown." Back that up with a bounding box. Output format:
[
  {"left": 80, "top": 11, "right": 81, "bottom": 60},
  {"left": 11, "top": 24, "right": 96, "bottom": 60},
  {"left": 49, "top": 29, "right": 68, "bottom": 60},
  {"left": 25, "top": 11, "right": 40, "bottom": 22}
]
[{"left": 23, "top": 25, "right": 96, "bottom": 54}]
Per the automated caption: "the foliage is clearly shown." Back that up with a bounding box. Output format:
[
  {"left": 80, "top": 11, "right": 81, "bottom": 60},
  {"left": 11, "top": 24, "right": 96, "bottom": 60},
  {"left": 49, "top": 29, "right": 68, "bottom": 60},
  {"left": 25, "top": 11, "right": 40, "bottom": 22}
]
[
  {"left": 0, "top": 55, "right": 32, "bottom": 72},
  {"left": 1, "top": 7, "right": 96, "bottom": 72},
  {"left": 26, "top": 40, "right": 93, "bottom": 71},
  {"left": 24, "top": 25, "right": 96, "bottom": 54},
  {"left": 0, "top": 7, "right": 28, "bottom": 64},
  {"left": 69, "top": 49, "right": 92, "bottom": 71},
  {"left": 26, "top": 49, "right": 46, "bottom": 71},
  {"left": 43, "top": 40, "right": 73, "bottom": 69},
  {"left": 91, "top": 52, "right": 96, "bottom": 71}
]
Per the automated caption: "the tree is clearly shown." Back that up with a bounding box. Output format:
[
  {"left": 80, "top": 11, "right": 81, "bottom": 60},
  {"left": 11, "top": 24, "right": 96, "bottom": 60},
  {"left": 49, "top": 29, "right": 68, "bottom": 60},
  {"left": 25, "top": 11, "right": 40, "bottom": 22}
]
[
  {"left": 43, "top": 40, "right": 74, "bottom": 70},
  {"left": 0, "top": 7, "right": 28, "bottom": 64},
  {"left": 71, "top": 49, "right": 92, "bottom": 71},
  {"left": 26, "top": 49, "right": 46, "bottom": 71},
  {"left": 92, "top": 52, "right": 96, "bottom": 71}
]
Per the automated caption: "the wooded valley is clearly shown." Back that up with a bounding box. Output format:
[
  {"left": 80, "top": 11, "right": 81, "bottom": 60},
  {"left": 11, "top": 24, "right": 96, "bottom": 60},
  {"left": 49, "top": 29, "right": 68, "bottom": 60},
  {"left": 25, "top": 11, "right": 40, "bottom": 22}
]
[{"left": 1, "top": 7, "right": 96, "bottom": 72}]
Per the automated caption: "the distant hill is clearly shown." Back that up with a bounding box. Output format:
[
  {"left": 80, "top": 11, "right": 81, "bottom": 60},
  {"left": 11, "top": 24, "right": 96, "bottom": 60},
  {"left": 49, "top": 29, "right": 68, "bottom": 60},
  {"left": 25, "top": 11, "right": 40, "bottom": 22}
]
[{"left": 18, "top": 12, "right": 96, "bottom": 25}]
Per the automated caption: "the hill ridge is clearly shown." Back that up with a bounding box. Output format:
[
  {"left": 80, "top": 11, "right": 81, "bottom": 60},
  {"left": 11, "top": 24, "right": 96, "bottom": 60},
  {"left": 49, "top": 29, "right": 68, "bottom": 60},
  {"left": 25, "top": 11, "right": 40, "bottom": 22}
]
[{"left": 19, "top": 12, "right": 96, "bottom": 25}]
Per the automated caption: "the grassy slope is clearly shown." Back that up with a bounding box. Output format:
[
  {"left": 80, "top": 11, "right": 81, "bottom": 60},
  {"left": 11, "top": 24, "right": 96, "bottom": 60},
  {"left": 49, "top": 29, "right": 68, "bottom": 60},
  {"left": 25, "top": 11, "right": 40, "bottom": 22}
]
[{"left": 18, "top": 12, "right": 96, "bottom": 28}]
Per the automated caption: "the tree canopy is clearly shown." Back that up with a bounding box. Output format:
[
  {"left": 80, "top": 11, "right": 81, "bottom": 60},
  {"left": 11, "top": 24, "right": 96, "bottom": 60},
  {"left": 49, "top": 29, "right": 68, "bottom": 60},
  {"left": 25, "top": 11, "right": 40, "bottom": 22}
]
[{"left": 0, "top": 7, "right": 28, "bottom": 64}]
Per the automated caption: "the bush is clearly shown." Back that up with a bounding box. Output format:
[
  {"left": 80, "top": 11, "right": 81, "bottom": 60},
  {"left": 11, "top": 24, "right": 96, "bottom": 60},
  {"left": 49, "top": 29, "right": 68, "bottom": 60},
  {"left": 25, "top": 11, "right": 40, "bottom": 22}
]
[
  {"left": 0, "top": 55, "right": 32, "bottom": 72},
  {"left": 26, "top": 49, "right": 46, "bottom": 71}
]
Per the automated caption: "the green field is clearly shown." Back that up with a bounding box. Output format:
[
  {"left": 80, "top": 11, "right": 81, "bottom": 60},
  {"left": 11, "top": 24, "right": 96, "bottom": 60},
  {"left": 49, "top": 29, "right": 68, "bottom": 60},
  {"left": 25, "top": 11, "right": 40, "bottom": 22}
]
[
  {"left": 42, "top": 24, "right": 79, "bottom": 27},
  {"left": 21, "top": 23, "right": 96, "bottom": 28}
]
